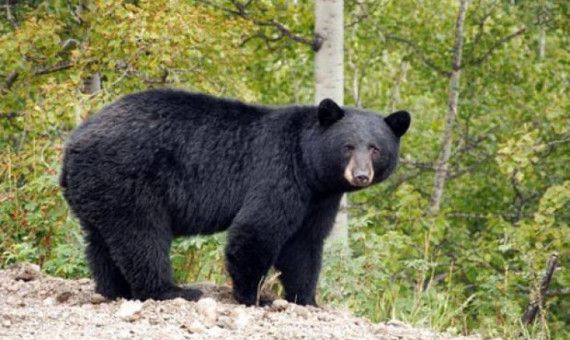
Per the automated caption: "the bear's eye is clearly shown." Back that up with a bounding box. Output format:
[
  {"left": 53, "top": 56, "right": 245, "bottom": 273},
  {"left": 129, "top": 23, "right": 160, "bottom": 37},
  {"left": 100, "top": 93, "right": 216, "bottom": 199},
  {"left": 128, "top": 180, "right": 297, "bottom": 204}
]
[
  {"left": 370, "top": 145, "right": 380, "bottom": 156},
  {"left": 343, "top": 144, "right": 355, "bottom": 155}
]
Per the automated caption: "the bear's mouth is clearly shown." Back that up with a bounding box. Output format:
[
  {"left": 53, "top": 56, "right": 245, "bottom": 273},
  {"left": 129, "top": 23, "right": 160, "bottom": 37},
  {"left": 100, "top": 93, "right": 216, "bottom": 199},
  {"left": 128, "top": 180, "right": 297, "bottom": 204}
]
[
  {"left": 348, "top": 176, "right": 371, "bottom": 187},
  {"left": 344, "top": 160, "right": 374, "bottom": 188}
]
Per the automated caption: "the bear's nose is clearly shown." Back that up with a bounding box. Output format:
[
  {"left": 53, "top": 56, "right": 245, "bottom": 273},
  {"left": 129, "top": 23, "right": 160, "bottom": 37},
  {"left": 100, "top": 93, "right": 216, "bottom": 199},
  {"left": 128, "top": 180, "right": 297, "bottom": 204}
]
[
  {"left": 353, "top": 170, "right": 370, "bottom": 186},
  {"left": 355, "top": 175, "right": 369, "bottom": 184}
]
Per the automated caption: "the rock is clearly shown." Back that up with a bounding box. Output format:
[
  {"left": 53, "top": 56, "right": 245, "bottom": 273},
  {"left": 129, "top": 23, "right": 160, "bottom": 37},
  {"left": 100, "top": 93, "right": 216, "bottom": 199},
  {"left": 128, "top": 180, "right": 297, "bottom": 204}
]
[
  {"left": 231, "top": 307, "right": 250, "bottom": 330},
  {"left": 142, "top": 299, "right": 157, "bottom": 309},
  {"left": 43, "top": 297, "right": 56, "bottom": 306},
  {"left": 6, "top": 295, "right": 24, "bottom": 307},
  {"left": 56, "top": 291, "right": 73, "bottom": 303},
  {"left": 90, "top": 293, "right": 106, "bottom": 304},
  {"left": 183, "top": 320, "right": 207, "bottom": 334},
  {"left": 2, "top": 320, "right": 11, "bottom": 328},
  {"left": 386, "top": 319, "right": 410, "bottom": 328},
  {"left": 14, "top": 263, "right": 41, "bottom": 282},
  {"left": 217, "top": 316, "right": 236, "bottom": 330},
  {"left": 77, "top": 278, "right": 91, "bottom": 285},
  {"left": 271, "top": 299, "right": 289, "bottom": 312},
  {"left": 205, "top": 326, "right": 224, "bottom": 336},
  {"left": 115, "top": 300, "right": 143, "bottom": 322},
  {"left": 293, "top": 305, "right": 310, "bottom": 319},
  {"left": 196, "top": 297, "right": 217, "bottom": 326},
  {"left": 148, "top": 316, "right": 161, "bottom": 325},
  {"left": 172, "top": 297, "right": 187, "bottom": 306}
]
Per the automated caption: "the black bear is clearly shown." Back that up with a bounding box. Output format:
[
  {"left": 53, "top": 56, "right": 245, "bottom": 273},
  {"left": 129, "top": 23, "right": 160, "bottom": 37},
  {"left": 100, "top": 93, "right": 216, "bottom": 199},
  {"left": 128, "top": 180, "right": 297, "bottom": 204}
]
[{"left": 60, "top": 89, "right": 410, "bottom": 306}]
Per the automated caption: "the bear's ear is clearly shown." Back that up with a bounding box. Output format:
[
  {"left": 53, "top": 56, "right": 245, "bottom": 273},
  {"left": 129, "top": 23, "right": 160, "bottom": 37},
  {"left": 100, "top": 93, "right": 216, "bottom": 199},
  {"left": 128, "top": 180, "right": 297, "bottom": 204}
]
[
  {"left": 385, "top": 110, "right": 411, "bottom": 138},
  {"left": 318, "top": 98, "right": 344, "bottom": 127}
]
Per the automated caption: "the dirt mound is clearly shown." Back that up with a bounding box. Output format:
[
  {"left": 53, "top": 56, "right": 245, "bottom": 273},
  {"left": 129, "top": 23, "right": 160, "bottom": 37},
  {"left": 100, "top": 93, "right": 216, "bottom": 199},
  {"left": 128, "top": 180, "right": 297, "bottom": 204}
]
[{"left": 0, "top": 263, "right": 482, "bottom": 340}]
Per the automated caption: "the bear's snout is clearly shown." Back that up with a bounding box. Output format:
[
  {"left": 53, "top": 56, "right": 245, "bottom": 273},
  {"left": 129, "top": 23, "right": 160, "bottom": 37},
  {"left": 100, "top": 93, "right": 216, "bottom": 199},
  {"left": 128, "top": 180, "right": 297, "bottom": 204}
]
[
  {"left": 344, "top": 155, "right": 374, "bottom": 188},
  {"left": 353, "top": 170, "right": 371, "bottom": 187}
]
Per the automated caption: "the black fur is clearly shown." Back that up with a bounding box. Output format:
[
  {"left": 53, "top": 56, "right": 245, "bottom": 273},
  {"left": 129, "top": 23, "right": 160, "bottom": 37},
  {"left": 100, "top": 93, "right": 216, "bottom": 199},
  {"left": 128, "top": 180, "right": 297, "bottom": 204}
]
[{"left": 60, "top": 89, "right": 410, "bottom": 306}]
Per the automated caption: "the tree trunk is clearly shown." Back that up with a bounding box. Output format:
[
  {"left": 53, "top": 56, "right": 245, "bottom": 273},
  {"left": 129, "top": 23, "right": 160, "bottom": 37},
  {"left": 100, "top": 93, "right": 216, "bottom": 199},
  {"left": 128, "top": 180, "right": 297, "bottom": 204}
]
[
  {"left": 428, "top": 0, "right": 469, "bottom": 215},
  {"left": 538, "top": 25, "right": 546, "bottom": 59},
  {"left": 389, "top": 61, "right": 409, "bottom": 112},
  {"left": 315, "top": 0, "right": 347, "bottom": 245},
  {"left": 348, "top": 4, "right": 362, "bottom": 108}
]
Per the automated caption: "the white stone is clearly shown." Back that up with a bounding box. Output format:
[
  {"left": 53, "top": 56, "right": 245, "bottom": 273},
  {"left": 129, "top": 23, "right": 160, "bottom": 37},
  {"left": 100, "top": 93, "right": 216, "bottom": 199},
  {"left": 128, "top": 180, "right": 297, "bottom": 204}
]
[
  {"left": 386, "top": 319, "right": 409, "bottom": 328},
  {"left": 90, "top": 293, "right": 106, "bottom": 304},
  {"left": 42, "top": 297, "right": 56, "bottom": 306},
  {"left": 185, "top": 320, "right": 206, "bottom": 333},
  {"left": 196, "top": 298, "right": 217, "bottom": 326},
  {"left": 172, "top": 297, "right": 187, "bottom": 306},
  {"left": 293, "top": 305, "right": 310, "bottom": 319},
  {"left": 231, "top": 307, "right": 250, "bottom": 330},
  {"left": 271, "top": 299, "right": 289, "bottom": 311},
  {"left": 115, "top": 300, "right": 143, "bottom": 322}
]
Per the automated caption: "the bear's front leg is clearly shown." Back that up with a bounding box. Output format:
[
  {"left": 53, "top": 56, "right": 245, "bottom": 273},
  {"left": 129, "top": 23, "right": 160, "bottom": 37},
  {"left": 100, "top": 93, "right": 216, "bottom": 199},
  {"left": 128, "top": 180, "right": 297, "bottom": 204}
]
[
  {"left": 225, "top": 224, "right": 280, "bottom": 306},
  {"left": 275, "top": 231, "right": 324, "bottom": 306},
  {"left": 225, "top": 196, "right": 306, "bottom": 306},
  {"left": 275, "top": 194, "right": 342, "bottom": 306}
]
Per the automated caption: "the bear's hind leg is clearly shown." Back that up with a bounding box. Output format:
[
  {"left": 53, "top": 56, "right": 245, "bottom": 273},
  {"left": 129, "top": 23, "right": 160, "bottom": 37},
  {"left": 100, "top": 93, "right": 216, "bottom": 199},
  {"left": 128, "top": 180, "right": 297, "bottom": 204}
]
[
  {"left": 104, "top": 218, "right": 202, "bottom": 302},
  {"left": 85, "top": 227, "right": 132, "bottom": 300}
]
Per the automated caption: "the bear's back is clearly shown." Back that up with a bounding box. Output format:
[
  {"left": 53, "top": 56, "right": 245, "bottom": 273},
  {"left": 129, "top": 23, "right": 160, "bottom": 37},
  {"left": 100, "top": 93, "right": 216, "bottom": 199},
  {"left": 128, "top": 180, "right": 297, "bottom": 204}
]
[{"left": 106, "top": 89, "right": 268, "bottom": 123}]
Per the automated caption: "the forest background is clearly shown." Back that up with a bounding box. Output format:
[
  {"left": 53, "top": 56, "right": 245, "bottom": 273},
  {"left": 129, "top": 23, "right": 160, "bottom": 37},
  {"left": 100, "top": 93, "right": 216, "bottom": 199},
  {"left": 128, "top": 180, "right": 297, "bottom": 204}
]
[{"left": 0, "top": 1, "right": 568, "bottom": 339}]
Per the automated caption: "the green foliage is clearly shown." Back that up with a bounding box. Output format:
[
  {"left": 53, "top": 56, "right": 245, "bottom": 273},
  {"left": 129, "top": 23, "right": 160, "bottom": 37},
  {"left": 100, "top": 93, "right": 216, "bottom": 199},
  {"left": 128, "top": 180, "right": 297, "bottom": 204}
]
[
  {"left": 1, "top": 1, "right": 568, "bottom": 339},
  {"left": 170, "top": 233, "right": 228, "bottom": 285}
]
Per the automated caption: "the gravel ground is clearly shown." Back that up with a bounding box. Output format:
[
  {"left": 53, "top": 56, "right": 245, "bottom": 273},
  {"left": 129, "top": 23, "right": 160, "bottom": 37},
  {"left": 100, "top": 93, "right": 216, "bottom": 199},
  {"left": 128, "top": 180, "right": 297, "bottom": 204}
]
[{"left": 0, "top": 263, "right": 484, "bottom": 340}]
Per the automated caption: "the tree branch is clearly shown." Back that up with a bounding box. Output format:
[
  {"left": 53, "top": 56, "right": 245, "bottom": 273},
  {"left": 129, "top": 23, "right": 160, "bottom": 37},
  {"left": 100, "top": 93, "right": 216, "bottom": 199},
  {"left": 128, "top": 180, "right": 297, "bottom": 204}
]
[
  {"left": 33, "top": 61, "right": 75, "bottom": 76},
  {"left": 2, "top": 71, "right": 18, "bottom": 91},
  {"left": 197, "top": 0, "right": 321, "bottom": 50},
  {"left": 2, "top": 61, "right": 76, "bottom": 92},
  {"left": 400, "top": 159, "right": 438, "bottom": 172},
  {"left": 194, "top": 0, "right": 240, "bottom": 15},
  {"left": 522, "top": 253, "right": 559, "bottom": 325},
  {"left": 466, "top": 0, "right": 499, "bottom": 59},
  {"left": 467, "top": 27, "right": 527, "bottom": 67},
  {"left": 138, "top": 68, "right": 172, "bottom": 85},
  {"left": 510, "top": 170, "right": 526, "bottom": 222},
  {"left": 256, "top": 19, "right": 322, "bottom": 50},
  {"left": 383, "top": 33, "right": 450, "bottom": 77},
  {"left": 546, "top": 288, "right": 570, "bottom": 297}
]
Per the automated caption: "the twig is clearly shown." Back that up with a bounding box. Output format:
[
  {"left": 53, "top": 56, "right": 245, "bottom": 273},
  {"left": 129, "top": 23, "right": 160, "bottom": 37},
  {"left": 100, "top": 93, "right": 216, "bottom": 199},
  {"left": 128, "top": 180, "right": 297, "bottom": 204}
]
[
  {"left": 196, "top": 0, "right": 321, "bottom": 51},
  {"left": 383, "top": 33, "right": 450, "bottom": 77},
  {"left": 139, "top": 69, "right": 171, "bottom": 84},
  {"left": 4, "top": 0, "right": 17, "bottom": 28},
  {"left": 467, "top": 27, "right": 527, "bottom": 67},
  {"left": 33, "top": 61, "right": 75, "bottom": 76},
  {"left": 510, "top": 170, "right": 526, "bottom": 222},
  {"left": 2, "top": 71, "right": 18, "bottom": 90},
  {"left": 466, "top": 0, "right": 499, "bottom": 58},
  {"left": 521, "top": 252, "right": 559, "bottom": 325},
  {"left": 2, "top": 61, "right": 75, "bottom": 92},
  {"left": 546, "top": 288, "right": 570, "bottom": 297},
  {"left": 195, "top": 0, "right": 240, "bottom": 15}
]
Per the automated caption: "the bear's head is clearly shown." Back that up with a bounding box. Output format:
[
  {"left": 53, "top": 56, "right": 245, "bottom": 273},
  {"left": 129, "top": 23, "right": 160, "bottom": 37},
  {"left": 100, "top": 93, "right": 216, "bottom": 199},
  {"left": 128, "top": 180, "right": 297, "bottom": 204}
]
[{"left": 309, "top": 98, "right": 410, "bottom": 193}]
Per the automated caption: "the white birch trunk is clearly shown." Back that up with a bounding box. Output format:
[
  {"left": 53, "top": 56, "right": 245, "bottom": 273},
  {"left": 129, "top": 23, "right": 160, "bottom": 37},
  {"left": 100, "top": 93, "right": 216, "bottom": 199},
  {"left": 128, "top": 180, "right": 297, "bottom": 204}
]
[
  {"left": 389, "top": 61, "right": 409, "bottom": 112},
  {"left": 315, "top": 0, "right": 347, "bottom": 245},
  {"left": 539, "top": 25, "right": 546, "bottom": 59},
  {"left": 428, "top": 0, "right": 469, "bottom": 215}
]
